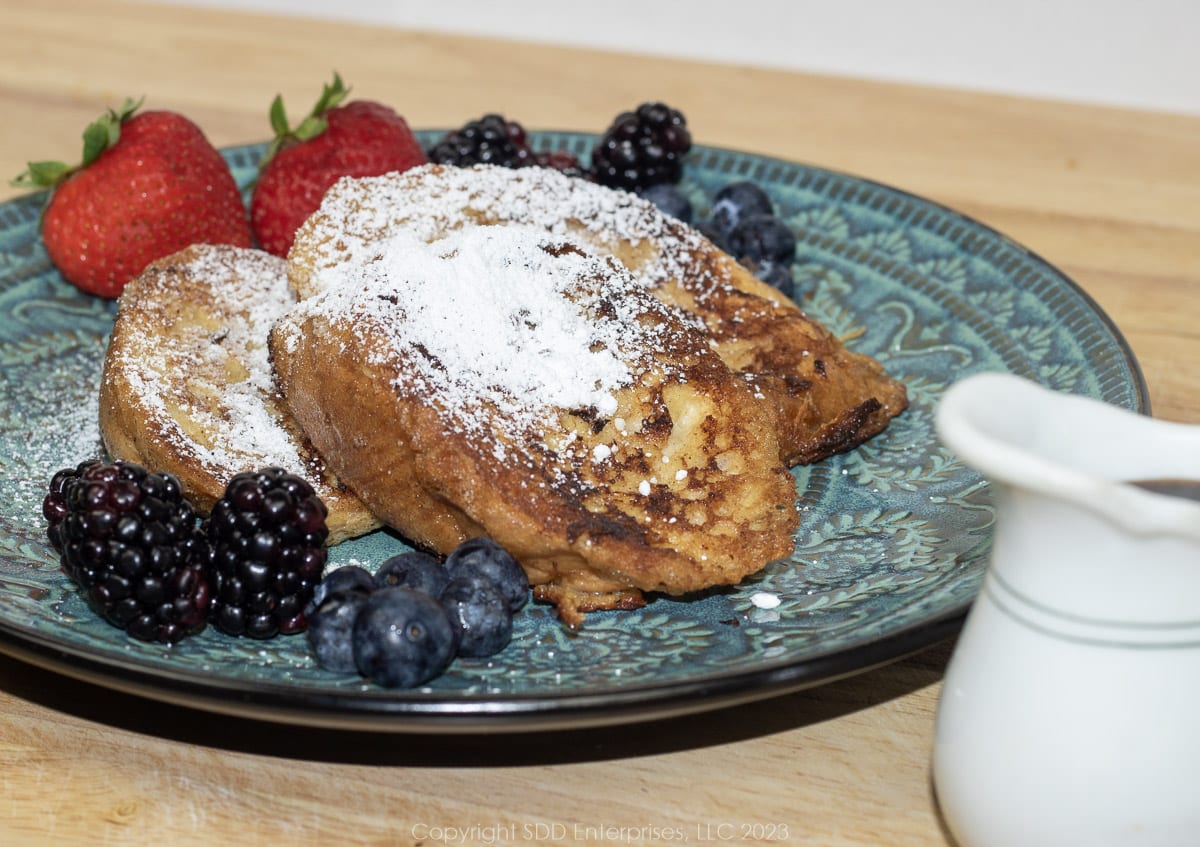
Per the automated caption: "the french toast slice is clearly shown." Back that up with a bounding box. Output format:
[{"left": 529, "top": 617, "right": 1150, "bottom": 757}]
[
  {"left": 271, "top": 225, "right": 799, "bottom": 624},
  {"left": 99, "top": 244, "right": 379, "bottom": 544},
  {"left": 287, "top": 163, "right": 907, "bottom": 466}
]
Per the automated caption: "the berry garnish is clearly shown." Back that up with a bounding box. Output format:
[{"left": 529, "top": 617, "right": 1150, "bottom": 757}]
[
  {"left": 375, "top": 551, "right": 449, "bottom": 597},
  {"left": 351, "top": 587, "right": 458, "bottom": 688},
  {"left": 696, "top": 222, "right": 731, "bottom": 252},
  {"left": 727, "top": 213, "right": 797, "bottom": 267},
  {"left": 207, "top": 467, "right": 329, "bottom": 639},
  {"left": 303, "top": 537, "right": 528, "bottom": 683},
  {"left": 308, "top": 563, "right": 375, "bottom": 612},
  {"left": 754, "top": 260, "right": 797, "bottom": 299},
  {"left": 43, "top": 460, "right": 211, "bottom": 643},
  {"left": 306, "top": 565, "right": 376, "bottom": 673},
  {"left": 250, "top": 72, "right": 428, "bottom": 256},
  {"left": 12, "top": 98, "right": 251, "bottom": 298},
  {"left": 444, "top": 537, "right": 529, "bottom": 612},
  {"left": 307, "top": 589, "right": 373, "bottom": 674},
  {"left": 426, "top": 114, "right": 536, "bottom": 169},
  {"left": 638, "top": 182, "right": 693, "bottom": 224},
  {"left": 698, "top": 179, "right": 799, "bottom": 296},
  {"left": 709, "top": 180, "right": 774, "bottom": 242},
  {"left": 534, "top": 149, "right": 586, "bottom": 178},
  {"left": 590, "top": 101, "right": 692, "bottom": 191},
  {"left": 440, "top": 574, "right": 513, "bottom": 658}
]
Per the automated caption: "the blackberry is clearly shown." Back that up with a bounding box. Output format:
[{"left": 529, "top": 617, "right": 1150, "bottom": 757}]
[
  {"left": 43, "top": 459, "right": 211, "bottom": 644},
  {"left": 590, "top": 101, "right": 692, "bottom": 191},
  {"left": 426, "top": 114, "right": 536, "bottom": 168},
  {"left": 207, "top": 467, "right": 328, "bottom": 639},
  {"left": 534, "top": 149, "right": 587, "bottom": 179}
]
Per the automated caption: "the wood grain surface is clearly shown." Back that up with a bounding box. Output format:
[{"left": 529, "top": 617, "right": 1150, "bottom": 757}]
[{"left": 1, "top": 1, "right": 1197, "bottom": 844}]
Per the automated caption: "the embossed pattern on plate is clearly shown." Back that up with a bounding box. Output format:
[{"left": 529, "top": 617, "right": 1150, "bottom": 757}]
[{"left": 0, "top": 134, "right": 1147, "bottom": 731}]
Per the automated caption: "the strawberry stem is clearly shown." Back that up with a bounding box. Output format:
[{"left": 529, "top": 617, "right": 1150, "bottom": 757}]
[
  {"left": 258, "top": 72, "right": 350, "bottom": 170},
  {"left": 10, "top": 96, "right": 143, "bottom": 190}
]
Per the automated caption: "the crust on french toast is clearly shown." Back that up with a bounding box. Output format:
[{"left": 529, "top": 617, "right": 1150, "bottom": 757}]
[
  {"left": 98, "top": 244, "right": 379, "bottom": 544},
  {"left": 287, "top": 163, "right": 907, "bottom": 467},
  {"left": 271, "top": 225, "right": 799, "bottom": 624}
]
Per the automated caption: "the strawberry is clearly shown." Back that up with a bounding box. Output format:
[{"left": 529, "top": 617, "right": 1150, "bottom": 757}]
[
  {"left": 12, "top": 98, "right": 251, "bottom": 298},
  {"left": 249, "top": 73, "right": 428, "bottom": 257}
]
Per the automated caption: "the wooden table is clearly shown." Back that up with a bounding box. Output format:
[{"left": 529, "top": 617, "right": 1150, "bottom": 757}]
[{"left": 1, "top": 1, "right": 1197, "bottom": 844}]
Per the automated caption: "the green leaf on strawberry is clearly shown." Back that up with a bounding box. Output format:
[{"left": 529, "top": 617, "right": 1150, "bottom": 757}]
[
  {"left": 260, "top": 72, "right": 350, "bottom": 168},
  {"left": 12, "top": 96, "right": 252, "bottom": 297},
  {"left": 249, "top": 72, "right": 427, "bottom": 257},
  {"left": 10, "top": 160, "right": 72, "bottom": 189},
  {"left": 11, "top": 97, "right": 144, "bottom": 190}
]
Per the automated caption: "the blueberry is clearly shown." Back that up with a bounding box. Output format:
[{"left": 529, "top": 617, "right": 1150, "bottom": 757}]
[
  {"left": 306, "top": 589, "right": 370, "bottom": 673},
  {"left": 306, "top": 564, "right": 375, "bottom": 614},
  {"left": 727, "top": 213, "right": 796, "bottom": 266},
  {"left": 754, "top": 260, "right": 797, "bottom": 299},
  {"left": 638, "top": 183, "right": 693, "bottom": 224},
  {"left": 444, "top": 537, "right": 528, "bottom": 612},
  {"left": 440, "top": 575, "right": 513, "bottom": 658},
  {"left": 696, "top": 222, "right": 730, "bottom": 251},
  {"left": 351, "top": 587, "right": 457, "bottom": 688},
  {"left": 374, "top": 551, "right": 448, "bottom": 597},
  {"left": 709, "top": 181, "right": 774, "bottom": 240}
]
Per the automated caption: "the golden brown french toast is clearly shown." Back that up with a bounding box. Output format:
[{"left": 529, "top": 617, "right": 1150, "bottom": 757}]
[
  {"left": 287, "top": 163, "right": 907, "bottom": 466},
  {"left": 98, "top": 244, "right": 379, "bottom": 544},
  {"left": 271, "top": 224, "right": 799, "bottom": 624}
]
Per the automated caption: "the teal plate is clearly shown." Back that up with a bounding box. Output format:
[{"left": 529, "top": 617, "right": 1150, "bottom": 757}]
[{"left": 0, "top": 133, "right": 1147, "bottom": 732}]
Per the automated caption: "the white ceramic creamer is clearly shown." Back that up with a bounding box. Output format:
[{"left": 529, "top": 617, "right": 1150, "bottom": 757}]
[{"left": 932, "top": 372, "right": 1200, "bottom": 847}]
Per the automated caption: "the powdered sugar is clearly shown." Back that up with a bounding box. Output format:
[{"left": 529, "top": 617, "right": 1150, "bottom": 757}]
[
  {"left": 105, "top": 245, "right": 317, "bottom": 482},
  {"left": 286, "top": 223, "right": 681, "bottom": 453},
  {"left": 275, "top": 164, "right": 743, "bottom": 472},
  {"left": 750, "top": 590, "right": 782, "bottom": 609},
  {"left": 4, "top": 346, "right": 104, "bottom": 537},
  {"left": 289, "top": 163, "right": 707, "bottom": 302}
]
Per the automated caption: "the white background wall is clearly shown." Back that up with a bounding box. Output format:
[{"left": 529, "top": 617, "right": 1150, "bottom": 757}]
[{"left": 151, "top": 0, "right": 1198, "bottom": 115}]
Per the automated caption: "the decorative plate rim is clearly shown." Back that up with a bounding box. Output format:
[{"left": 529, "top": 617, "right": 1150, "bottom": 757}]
[{"left": 0, "top": 603, "right": 963, "bottom": 732}]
